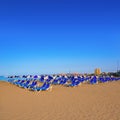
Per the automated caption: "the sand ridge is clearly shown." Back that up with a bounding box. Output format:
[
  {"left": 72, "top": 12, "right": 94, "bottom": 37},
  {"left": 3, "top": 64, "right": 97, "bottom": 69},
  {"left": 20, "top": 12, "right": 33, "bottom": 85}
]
[{"left": 0, "top": 81, "right": 120, "bottom": 120}]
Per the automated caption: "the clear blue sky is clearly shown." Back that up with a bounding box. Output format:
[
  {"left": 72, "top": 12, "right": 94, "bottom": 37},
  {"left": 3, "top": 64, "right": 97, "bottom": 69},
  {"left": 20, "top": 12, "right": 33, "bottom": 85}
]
[{"left": 0, "top": 0, "right": 120, "bottom": 75}]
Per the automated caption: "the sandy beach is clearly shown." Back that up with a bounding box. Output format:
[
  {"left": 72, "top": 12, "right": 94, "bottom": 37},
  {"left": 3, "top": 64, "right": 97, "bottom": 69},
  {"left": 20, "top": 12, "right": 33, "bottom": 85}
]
[{"left": 0, "top": 81, "right": 120, "bottom": 120}]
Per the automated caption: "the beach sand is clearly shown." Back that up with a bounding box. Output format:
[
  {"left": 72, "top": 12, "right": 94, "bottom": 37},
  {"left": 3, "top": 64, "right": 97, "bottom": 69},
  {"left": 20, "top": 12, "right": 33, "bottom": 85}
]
[{"left": 0, "top": 81, "right": 120, "bottom": 120}]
